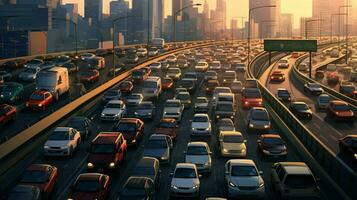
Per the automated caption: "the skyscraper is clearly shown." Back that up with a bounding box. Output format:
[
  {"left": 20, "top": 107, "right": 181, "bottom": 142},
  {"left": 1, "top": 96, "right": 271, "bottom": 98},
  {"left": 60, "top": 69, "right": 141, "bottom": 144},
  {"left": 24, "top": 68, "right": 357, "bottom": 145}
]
[
  {"left": 172, "top": 0, "right": 182, "bottom": 20},
  {"left": 85, "top": 0, "right": 103, "bottom": 25},
  {"left": 157, "top": 0, "right": 164, "bottom": 38},
  {"left": 110, "top": 0, "right": 129, "bottom": 16}
]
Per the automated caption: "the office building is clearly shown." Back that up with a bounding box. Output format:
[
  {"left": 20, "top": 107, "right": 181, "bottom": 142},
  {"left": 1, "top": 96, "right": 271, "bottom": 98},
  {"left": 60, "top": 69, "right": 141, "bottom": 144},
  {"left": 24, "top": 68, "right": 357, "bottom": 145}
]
[
  {"left": 280, "top": 13, "right": 293, "bottom": 38},
  {"left": 85, "top": 0, "right": 103, "bottom": 25},
  {"left": 110, "top": 0, "right": 129, "bottom": 16}
]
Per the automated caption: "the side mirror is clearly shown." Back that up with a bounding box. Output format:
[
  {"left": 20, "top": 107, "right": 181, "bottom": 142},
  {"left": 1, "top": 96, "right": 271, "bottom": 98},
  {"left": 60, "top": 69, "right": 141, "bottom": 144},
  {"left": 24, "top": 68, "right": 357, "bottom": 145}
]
[
  {"left": 169, "top": 172, "right": 174, "bottom": 177},
  {"left": 198, "top": 174, "right": 202, "bottom": 178},
  {"left": 243, "top": 140, "right": 247, "bottom": 143}
]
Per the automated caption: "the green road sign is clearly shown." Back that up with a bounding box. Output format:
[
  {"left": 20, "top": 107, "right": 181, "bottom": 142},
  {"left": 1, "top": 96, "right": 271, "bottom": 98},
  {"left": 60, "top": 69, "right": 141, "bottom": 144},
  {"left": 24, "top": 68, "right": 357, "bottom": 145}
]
[{"left": 264, "top": 39, "right": 317, "bottom": 52}]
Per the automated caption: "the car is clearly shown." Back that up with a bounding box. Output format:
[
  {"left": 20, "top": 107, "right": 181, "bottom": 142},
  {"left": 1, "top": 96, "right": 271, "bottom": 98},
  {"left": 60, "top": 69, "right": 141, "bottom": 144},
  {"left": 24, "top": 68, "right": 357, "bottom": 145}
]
[
  {"left": 241, "top": 88, "right": 263, "bottom": 109},
  {"left": 166, "top": 67, "right": 181, "bottom": 80},
  {"left": 317, "top": 94, "right": 331, "bottom": 109},
  {"left": 125, "top": 93, "right": 143, "bottom": 106},
  {"left": 0, "top": 104, "right": 16, "bottom": 124},
  {"left": 166, "top": 54, "right": 177, "bottom": 63},
  {"left": 154, "top": 118, "right": 178, "bottom": 139},
  {"left": 7, "top": 185, "right": 42, "bottom": 200},
  {"left": 177, "top": 59, "right": 189, "bottom": 68},
  {"left": 204, "top": 70, "right": 218, "bottom": 81},
  {"left": 271, "top": 162, "right": 320, "bottom": 200},
  {"left": 315, "top": 70, "right": 324, "bottom": 79},
  {"left": 80, "top": 53, "right": 96, "bottom": 61},
  {"left": 182, "top": 72, "right": 198, "bottom": 82},
  {"left": 62, "top": 62, "right": 79, "bottom": 73},
  {"left": 270, "top": 71, "right": 285, "bottom": 82},
  {"left": 184, "top": 142, "right": 212, "bottom": 173},
  {"left": 215, "top": 102, "right": 235, "bottom": 120},
  {"left": 67, "top": 116, "right": 92, "bottom": 139},
  {"left": 0, "top": 82, "right": 24, "bottom": 103},
  {"left": 19, "top": 164, "right": 58, "bottom": 198},
  {"left": 102, "top": 89, "right": 122, "bottom": 104},
  {"left": 219, "top": 131, "right": 247, "bottom": 158},
  {"left": 233, "top": 63, "right": 246, "bottom": 72},
  {"left": 163, "top": 99, "right": 184, "bottom": 122},
  {"left": 195, "top": 61, "right": 209, "bottom": 72},
  {"left": 160, "top": 60, "right": 169, "bottom": 70},
  {"left": 327, "top": 72, "right": 339, "bottom": 84},
  {"left": 175, "top": 91, "right": 191, "bottom": 109},
  {"left": 291, "top": 52, "right": 299, "bottom": 58},
  {"left": 257, "top": 134, "right": 287, "bottom": 159},
  {"left": 206, "top": 80, "right": 220, "bottom": 94},
  {"left": 143, "top": 134, "right": 172, "bottom": 164},
  {"left": 119, "top": 81, "right": 134, "bottom": 93},
  {"left": 175, "top": 87, "right": 188, "bottom": 96},
  {"left": 222, "top": 71, "right": 237, "bottom": 86},
  {"left": 26, "top": 90, "right": 53, "bottom": 111},
  {"left": 247, "top": 107, "right": 271, "bottom": 133},
  {"left": 243, "top": 78, "right": 258, "bottom": 89},
  {"left": 126, "top": 54, "right": 139, "bottom": 63},
  {"left": 1, "top": 60, "right": 20, "bottom": 70},
  {"left": 194, "top": 97, "right": 209, "bottom": 113},
  {"left": 339, "top": 81, "right": 356, "bottom": 96},
  {"left": 148, "top": 47, "right": 159, "bottom": 56},
  {"left": 18, "top": 67, "right": 42, "bottom": 81},
  {"left": 217, "top": 118, "right": 235, "bottom": 132},
  {"left": 209, "top": 61, "right": 222, "bottom": 71},
  {"left": 224, "top": 159, "right": 265, "bottom": 199},
  {"left": 43, "top": 127, "right": 81, "bottom": 157},
  {"left": 327, "top": 100, "right": 354, "bottom": 121},
  {"left": 231, "top": 80, "right": 243, "bottom": 93},
  {"left": 132, "top": 69, "right": 149, "bottom": 82},
  {"left": 169, "top": 163, "right": 201, "bottom": 198},
  {"left": 277, "top": 58, "right": 289, "bottom": 68},
  {"left": 101, "top": 100, "right": 126, "bottom": 121},
  {"left": 54, "top": 55, "right": 72, "bottom": 66},
  {"left": 275, "top": 88, "right": 291, "bottom": 102},
  {"left": 190, "top": 113, "right": 212, "bottom": 137},
  {"left": 137, "top": 48, "right": 147, "bottom": 57},
  {"left": 149, "top": 62, "right": 161, "bottom": 71},
  {"left": 79, "top": 69, "right": 100, "bottom": 83},
  {"left": 177, "top": 78, "right": 196, "bottom": 93},
  {"left": 0, "top": 71, "right": 12, "bottom": 81},
  {"left": 130, "top": 157, "right": 161, "bottom": 189},
  {"left": 24, "top": 59, "right": 44, "bottom": 69},
  {"left": 212, "top": 87, "right": 232, "bottom": 104},
  {"left": 162, "top": 77, "right": 174, "bottom": 90},
  {"left": 68, "top": 173, "right": 110, "bottom": 200},
  {"left": 112, "top": 118, "right": 144, "bottom": 147},
  {"left": 118, "top": 177, "right": 156, "bottom": 200},
  {"left": 338, "top": 135, "right": 357, "bottom": 161},
  {"left": 289, "top": 102, "right": 312, "bottom": 120},
  {"left": 304, "top": 83, "right": 324, "bottom": 96},
  {"left": 135, "top": 101, "right": 155, "bottom": 120}
]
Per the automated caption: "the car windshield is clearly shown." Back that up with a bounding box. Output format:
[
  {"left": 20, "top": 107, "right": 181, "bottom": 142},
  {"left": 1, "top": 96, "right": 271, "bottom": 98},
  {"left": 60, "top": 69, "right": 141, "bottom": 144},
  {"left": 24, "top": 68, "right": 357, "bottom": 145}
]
[
  {"left": 223, "top": 135, "right": 244, "bottom": 143},
  {"left": 158, "top": 121, "right": 176, "bottom": 128},
  {"left": 174, "top": 168, "right": 197, "bottom": 178},
  {"left": 319, "top": 96, "right": 330, "bottom": 103},
  {"left": 127, "top": 94, "right": 141, "bottom": 99},
  {"left": 243, "top": 90, "right": 262, "bottom": 98},
  {"left": 80, "top": 70, "right": 95, "bottom": 76},
  {"left": 49, "top": 131, "right": 69, "bottom": 140},
  {"left": 106, "top": 90, "right": 119, "bottom": 96},
  {"left": 193, "top": 116, "right": 208, "bottom": 122},
  {"left": 335, "top": 104, "right": 350, "bottom": 111},
  {"left": 341, "top": 86, "right": 355, "bottom": 92},
  {"left": 146, "top": 139, "right": 167, "bottom": 148},
  {"left": 218, "top": 120, "right": 234, "bottom": 128},
  {"left": 138, "top": 103, "right": 153, "bottom": 110},
  {"left": 177, "top": 94, "right": 190, "bottom": 100},
  {"left": 115, "top": 123, "right": 136, "bottom": 132},
  {"left": 21, "top": 170, "right": 48, "bottom": 183},
  {"left": 309, "top": 83, "right": 321, "bottom": 88},
  {"left": 252, "top": 110, "right": 269, "bottom": 121},
  {"left": 279, "top": 60, "right": 288, "bottom": 63},
  {"left": 120, "top": 82, "right": 131, "bottom": 87},
  {"left": 196, "top": 98, "right": 208, "bottom": 103},
  {"left": 133, "top": 166, "right": 155, "bottom": 175},
  {"left": 206, "top": 71, "right": 217, "bottom": 76},
  {"left": 231, "top": 166, "right": 258, "bottom": 176},
  {"left": 30, "top": 93, "right": 44, "bottom": 100},
  {"left": 168, "top": 69, "right": 180, "bottom": 74},
  {"left": 284, "top": 175, "right": 316, "bottom": 189},
  {"left": 165, "top": 101, "right": 180, "bottom": 107},
  {"left": 128, "top": 54, "right": 137, "bottom": 59},
  {"left": 162, "top": 78, "right": 172, "bottom": 83},
  {"left": 106, "top": 103, "right": 121, "bottom": 108},
  {"left": 143, "top": 81, "right": 157, "bottom": 88},
  {"left": 23, "top": 68, "right": 37, "bottom": 73},
  {"left": 121, "top": 186, "right": 146, "bottom": 197},
  {"left": 216, "top": 104, "right": 233, "bottom": 111},
  {"left": 90, "top": 144, "right": 115, "bottom": 154},
  {"left": 184, "top": 74, "right": 196, "bottom": 79},
  {"left": 263, "top": 137, "right": 284, "bottom": 145},
  {"left": 278, "top": 90, "right": 289, "bottom": 96},
  {"left": 68, "top": 120, "right": 85, "bottom": 130},
  {"left": 294, "top": 104, "right": 309, "bottom": 110},
  {"left": 207, "top": 82, "right": 218, "bottom": 87},
  {"left": 133, "top": 70, "right": 144, "bottom": 76},
  {"left": 74, "top": 180, "right": 99, "bottom": 192},
  {"left": 27, "top": 60, "right": 42, "bottom": 65},
  {"left": 179, "top": 80, "right": 193, "bottom": 87},
  {"left": 187, "top": 146, "right": 208, "bottom": 155},
  {"left": 197, "top": 62, "right": 206, "bottom": 66},
  {"left": 36, "top": 73, "right": 57, "bottom": 87}
]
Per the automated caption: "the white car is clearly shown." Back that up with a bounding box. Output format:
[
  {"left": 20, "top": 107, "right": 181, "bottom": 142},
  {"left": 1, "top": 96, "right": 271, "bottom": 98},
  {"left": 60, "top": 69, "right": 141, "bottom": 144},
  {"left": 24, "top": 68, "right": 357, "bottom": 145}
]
[
  {"left": 317, "top": 94, "right": 331, "bottom": 109},
  {"left": 137, "top": 48, "right": 148, "bottom": 57},
  {"left": 148, "top": 47, "right": 159, "bottom": 56},
  {"left": 166, "top": 55, "right": 177, "bottom": 63},
  {"left": 224, "top": 159, "right": 265, "bottom": 199},
  {"left": 190, "top": 113, "right": 212, "bottom": 136},
  {"left": 166, "top": 68, "right": 181, "bottom": 80},
  {"left": 163, "top": 99, "right": 184, "bottom": 121},
  {"left": 304, "top": 83, "right": 324, "bottom": 96},
  {"left": 194, "top": 97, "right": 209, "bottom": 113},
  {"left": 149, "top": 62, "right": 161, "bottom": 71},
  {"left": 185, "top": 142, "right": 212, "bottom": 173},
  {"left": 217, "top": 118, "right": 235, "bottom": 132},
  {"left": 101, "top": 100, "right": 126, "bottom": 121},
  {"left": 219, "top": 131, "right": 247, "bottom": 157},
  {"left": 43, "top": 127, "right": 81, "bottom": 157},
  {"left": 170, "top": 163, "right": 201, "bottom": 198},
  {"left": 204, "top": 70, "right": 218, "bottom": 81},
  {"left": 277, "top": 59, "right": 289, "bottom": 68},
  {"left": 195, "top": 61, "right": 209, "bottom": 72},
  {"left": 209, "top": 61, "right": 221, "bottom": 71},
  {"left": 212, "top": 87, "right": 232, "bottom": 106},
  {"left": 247, "top": 107, "right": 271, "bottom": 133},
  {"left": 126, "top": 93, "right": 143, "bottom": 106}
]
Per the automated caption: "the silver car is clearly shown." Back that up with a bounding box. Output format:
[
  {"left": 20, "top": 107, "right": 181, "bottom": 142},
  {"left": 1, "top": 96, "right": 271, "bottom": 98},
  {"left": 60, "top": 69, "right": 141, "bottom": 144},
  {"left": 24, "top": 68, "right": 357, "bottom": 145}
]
[
  {"left": 247, "top": 107, "right": 271, "bottom": 133},
  {"left": 184, "top": 142, "right": 212, "bottom": 173}
]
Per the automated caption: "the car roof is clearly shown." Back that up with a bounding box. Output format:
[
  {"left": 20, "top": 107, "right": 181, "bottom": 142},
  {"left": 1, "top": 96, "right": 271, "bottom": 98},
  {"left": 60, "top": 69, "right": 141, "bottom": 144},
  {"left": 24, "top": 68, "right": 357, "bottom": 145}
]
[
  {"left": 175, "top": 163, "right": 196, "bottom": 169},
  {"left": 107, "top": 100, "right": 123, "bottom": 104},
  {"left": 77, "top": 173, "right": 102, "bottom": 181},
  {"left": 187, "top": 141, "right": 208, "bottom": 147},
  {"left": 229, "top": 159, "right": 256, "bottom": 166},
  {"left": 26, "top": 164, "right": 52, "bottom": 171},
  {"left": 220, "top": 131, "right": 243, "bottom": 136},
  {"left": 278, "top": 162, "right": 312, "bottom": 175},
  {"left": 92, "top": 132, "right": 120, "bottom": 144},
  {"left": 54, "top": 127, "right": 71, "bottom": 132}
]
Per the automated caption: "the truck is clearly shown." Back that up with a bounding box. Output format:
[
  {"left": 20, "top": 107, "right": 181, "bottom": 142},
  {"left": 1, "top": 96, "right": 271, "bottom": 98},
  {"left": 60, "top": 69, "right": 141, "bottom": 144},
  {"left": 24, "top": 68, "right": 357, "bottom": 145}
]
[{"left": 36, "top": 67, "right": 70, "bottom": 100}]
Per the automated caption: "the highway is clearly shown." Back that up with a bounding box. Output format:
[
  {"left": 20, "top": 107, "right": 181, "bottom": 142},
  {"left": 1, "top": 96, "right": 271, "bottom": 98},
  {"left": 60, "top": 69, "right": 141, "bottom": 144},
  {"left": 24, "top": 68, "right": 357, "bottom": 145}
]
[
  {"left": 259, "top": 48, "right": 357, "bottom": 170},
  {"left": 1, "top": 43, "right": 340, "bottom": 200}
]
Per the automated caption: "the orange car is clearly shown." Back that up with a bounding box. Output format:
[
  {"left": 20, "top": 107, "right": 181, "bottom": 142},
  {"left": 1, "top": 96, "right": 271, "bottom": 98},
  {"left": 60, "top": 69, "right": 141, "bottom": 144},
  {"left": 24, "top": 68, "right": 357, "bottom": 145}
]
[
  {"left": 291, "top": 52, "right": 299, "bottom": 58},
  {"left": 327, "top": 100, "right": 354, "bottom": 121},
  {"left": 26, "top": 90, "right": 53, "bottom": 110},
  {"left": 270, "top": 71, "right": 285, "bottom": 82},
  {"left": 0, "top": 104, "right": 16, "bottom": 124},
  {"left": 242, "top": 88, "right": 263, "bottom": 109},
  {"left": 154, "top": 118, "right": 178, "bottom": 139},
  {"left": 162, "top": 77, "right": 174, "bottom": 90}
]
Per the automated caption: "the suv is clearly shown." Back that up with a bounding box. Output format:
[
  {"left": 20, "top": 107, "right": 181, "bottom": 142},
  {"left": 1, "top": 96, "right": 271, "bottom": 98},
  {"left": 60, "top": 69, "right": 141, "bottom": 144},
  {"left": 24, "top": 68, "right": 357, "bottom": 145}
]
[
  {"left": 215, "top": 102, "right": 236, "bottom": 120},
  {"left": 184, "top": 142, "right": 212, "bottom": 173},
  {"left": 143, "top": 76, "right": 162, "bottom": 100},
  {"left": 271, "top": 162, "right": 320, "bottom": 200},
  {"left": 163, "top": 99, "right": 185, "bottom": 121},
  {"left": 222, "top": 71, "right": 237, "bottom": 86},
  {"left": 87, "top": 132, "right": 127, "bottom": 172},
  {"left": 112, "top": 118, "right": 144, "bottom": 147}
]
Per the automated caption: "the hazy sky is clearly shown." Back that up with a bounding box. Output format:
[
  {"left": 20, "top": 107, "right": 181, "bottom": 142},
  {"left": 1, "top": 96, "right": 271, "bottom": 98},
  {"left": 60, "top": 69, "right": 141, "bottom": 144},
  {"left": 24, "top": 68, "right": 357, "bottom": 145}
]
[{"left": 63, "top": 0, "right": 313, "bottom": 28}]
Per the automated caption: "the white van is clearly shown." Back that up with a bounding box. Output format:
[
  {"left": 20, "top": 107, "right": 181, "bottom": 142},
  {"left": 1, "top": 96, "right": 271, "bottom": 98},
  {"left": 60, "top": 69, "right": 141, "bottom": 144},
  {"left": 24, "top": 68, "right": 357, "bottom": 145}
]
[
  {"left": 142, "top": 76, "right": 162, "bottom": 99},
  {"left": 36, "top": 67, "right": 70, "bottom": 100}
]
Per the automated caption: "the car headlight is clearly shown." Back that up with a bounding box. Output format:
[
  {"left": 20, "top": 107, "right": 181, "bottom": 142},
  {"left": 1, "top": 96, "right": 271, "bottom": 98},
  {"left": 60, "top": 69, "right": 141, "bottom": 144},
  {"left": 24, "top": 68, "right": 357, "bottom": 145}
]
[
  {"left": 61, "top": 145, "right": 69, "bottom": 150},
  {"left": 259, "top": 182, "right": 265, "bottom": 188},
  {"left": 147, "top": 113, "right": 152, "bottom": 115},
  {"left": 191, "top": 127, "right": 195, "bottom": 130},
  {"left": 101, "top": 113, "right": 105, "bottom": 117},
  {"left": 264, "top": 125, "right": 269, "bottom": 129},
  {"left": 44, "top": 145, "right": 50, "bottom": 149},
  {"left": 134, "top": 112, "right": 138, "bottom": 115},
  {"left": 354, "top": 154, "right": 357, "bottom": 160},
  {"left": 193, "top": 184, "right": 199, "bottom": 189},
  {"left": 171, "top": 185, "right": 178, "bottom": 189},
  {"left": 87, "top": 162, "right": 94, "bottom": 168},
  {"left": 161, "top": 156, "right": 168, "bottom": 160},
  {"left": 229, "top": 181, "right": 236, "bottom": 187},
  {"left": 263, "top": 149, "right": 270, "bottom": 154},
  {"left": 223, "top": 148, "right": 228, "bottom": 153},
  {"left": 249, "top": 124, "right": 254, "bottom": 128},
  {"left": 38, "top": 103, "right": 43, "bottom": 107},
  {"left": 108, "top": 162, "right": 115, "bottom": 168}
]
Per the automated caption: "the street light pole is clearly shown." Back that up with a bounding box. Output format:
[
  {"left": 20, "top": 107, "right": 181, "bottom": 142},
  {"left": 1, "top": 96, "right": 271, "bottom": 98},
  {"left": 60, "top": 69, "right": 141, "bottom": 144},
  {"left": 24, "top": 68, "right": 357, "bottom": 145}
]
[
  {"left": 173, "top": 3, "right": 201, "bottom": 42},
  {"left": 339, "top": 4, "right": 351, "bottom": 64}
]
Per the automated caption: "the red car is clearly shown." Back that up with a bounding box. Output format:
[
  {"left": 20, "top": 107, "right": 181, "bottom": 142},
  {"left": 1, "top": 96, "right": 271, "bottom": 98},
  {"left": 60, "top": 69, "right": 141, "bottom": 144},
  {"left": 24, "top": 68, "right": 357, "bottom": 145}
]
[
  {"left": 154, "top": 118, "right": 179, "bottom": 140},
  {"left": 162, "top": 77, "right": 174, "bottom": 90},
  {"left": 270, "top": 71, "right": 285, "bottom": 82},
  {"left": 80, "top": 69, "right": 100, "bottom": 83},
  {"left": 242, "top": 88, "right": 263, "bottom": 109},
  {"left": 69, "top": 173, "right": 110, "bottom": 200},
  {"left": 0, "top": 104, "right": 16, "bottom": 124},
  {"left": 112, "top": 118, "right": 144, "bottom": 147},
  {"left": 20, "top": 164, "right": 58, "bottom": 198},
  {"left": 339, "top": 135, "right": 357, "bottom": 161},
  {"left": 119, "top": 81, "right": 134, "bottom": 93},
  {"left": 26, "top": 90, "right": 53, "bottom": 111},
  {"left": 315, "top": 70, "right": 324, "bottom": 79},
  {"left": 327, "top": 100, "right": 354, "bottom": 121},
  {"left": 327, "top": 72, "right": 339, "bottom": 84}
]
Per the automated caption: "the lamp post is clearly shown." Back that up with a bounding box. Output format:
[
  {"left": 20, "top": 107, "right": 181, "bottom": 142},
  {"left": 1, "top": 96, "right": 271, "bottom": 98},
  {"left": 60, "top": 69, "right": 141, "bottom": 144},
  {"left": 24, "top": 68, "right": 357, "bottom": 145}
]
[
  {"left": 248, "top": 5, "right": 276, "bottom": 65},
  {"left": 53, "top": 17, "right": 78, "bottom": 56},
  {"left": 173, "top": 3, "right": 201, "bottom": 42},
  {"left": 260, "top": 20, "right": 275, "bottom": 39},
  {"left": 305, "top": 19, "right": 323, "bottom": 39}
]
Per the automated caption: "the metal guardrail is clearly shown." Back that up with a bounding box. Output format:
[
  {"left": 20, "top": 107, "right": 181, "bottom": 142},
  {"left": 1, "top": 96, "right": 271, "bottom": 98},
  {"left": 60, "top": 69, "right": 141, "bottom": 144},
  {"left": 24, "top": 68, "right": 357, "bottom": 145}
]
[
  {"left": 248, "top": 48, "right": 356, "bottom": 200},
  {"left": 0, "top": 40, "right": 224, "bottom": 179}
]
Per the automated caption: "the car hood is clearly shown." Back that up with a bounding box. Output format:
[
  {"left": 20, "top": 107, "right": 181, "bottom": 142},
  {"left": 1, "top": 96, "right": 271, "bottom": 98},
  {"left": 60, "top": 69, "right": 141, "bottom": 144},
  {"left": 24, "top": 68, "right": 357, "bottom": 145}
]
[
  {"left": 191, "top": 122, "right": 210, "bottom": 129},
  {"left": 88, "top": 154, "right": 114, "bottom": 164},
  {"left": 136, "top": 109, "right": 152, "bottom": 114},
  {"left": 222, "top": 142, "right": 246, "bottom": 151},
  {"left": 102, "top": 108, "right": 122, "bottom": 115},
  {"left": 143, "top": 148, "right": 168, "bottom": 158},
  {"left": 185, "top": 155, "right": 210, "bottom": 165},
  {"left": 195, "top": 103, "right": 208, "bottom": 107},
  {"left": 262, "top": 144, "right": 286, "bottom": 152},
  {"left": 229, "top": 176, "right": 261, "bottom": 187},
  {"left": 171, "top": 178, "right": 199, "bottom": 188},
  {"left": 45, "top": 140, "right": 69, "bottom": 147}
]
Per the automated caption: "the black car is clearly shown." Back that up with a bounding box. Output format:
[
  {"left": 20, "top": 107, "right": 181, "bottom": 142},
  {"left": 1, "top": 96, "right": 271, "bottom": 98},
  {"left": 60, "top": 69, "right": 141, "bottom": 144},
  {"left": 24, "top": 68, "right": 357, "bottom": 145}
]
[
  {"left": 135, "top": 101, "right": 155, "bottom": 120},
  {"left": 131, "top": 157, "right": 161, "bottom": 188},
  {"left": 67, "top": 116, "right": 92, "bottom": 139},
  {"left": 338, "top": 135, "right": 357, "bottom": 161},
  {"left": 62, "top": 62, "right": 78, "bottom": 73},
  {"left": 118, "top": 177, "right": 156, "bottom": 200},
  {"left": 257, "top": 134, "right": 287, "bottom": 159},
  {"left": 275, "top": 88, "right": 291, "bottom": 102},
  {"left": 7, "top": 185, "right": 42, "bottom": 200},
  {"left": 177, "top": 78, "right": 196, "bottom": 93},
  {"left": 126, "top": 54, "right": 139, "bottom": 64},
  {"left": 115, "top": 47, "right": 126, "bottom": 57},
  {"left": 102, "top": 89, "right": 122, "bottom": 104},
  {"left": 289, "top": 102, "right": 312, "bottom": 120},
  {"left": 1, "top": 60, "right": 21, "bottom": 70},
  {"left": 215, "top": 102, "right": 235, "bottom": 120}
]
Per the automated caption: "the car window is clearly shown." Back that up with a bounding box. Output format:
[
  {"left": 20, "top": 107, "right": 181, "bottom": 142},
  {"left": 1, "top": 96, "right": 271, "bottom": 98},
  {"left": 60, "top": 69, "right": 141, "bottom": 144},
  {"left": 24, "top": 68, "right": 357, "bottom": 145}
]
[
  {"left": 284, "top": 174, "right": 316, "bottom": 188},
  {"left": 231, "top": 166, "right": 258, "bottom": 176},
  {"left": 277, "top": 166, "right": 286, "bottom": 181},
  {"left": 174, "top": 168, "right": 197, "bottom": 178}
]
